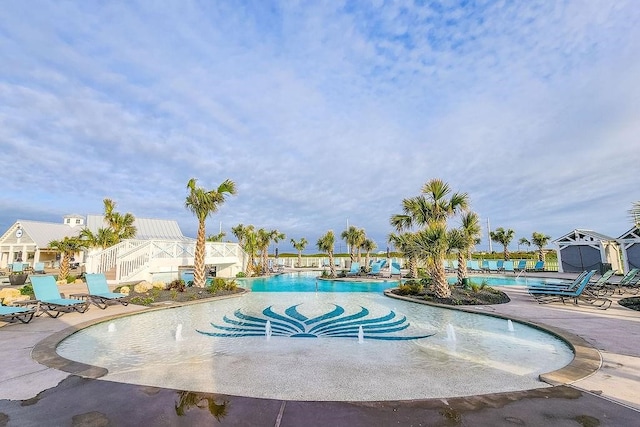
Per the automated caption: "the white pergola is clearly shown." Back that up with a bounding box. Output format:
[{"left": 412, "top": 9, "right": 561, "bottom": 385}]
[
  {"left": 618, "top": 226, "right": 640, "bottom": 273},
  {"left": 553, "top": 229, "right": 622, "bottom": 274}
]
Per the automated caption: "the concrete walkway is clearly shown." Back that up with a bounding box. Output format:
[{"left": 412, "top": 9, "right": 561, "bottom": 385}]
[{"left": 1, "top": 275, "right": 639, "bottom": 426}]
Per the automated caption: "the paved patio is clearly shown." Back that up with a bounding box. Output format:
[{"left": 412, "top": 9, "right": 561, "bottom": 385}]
[{"left": 1, "top": 274, "right": 639, "bottom": 426}]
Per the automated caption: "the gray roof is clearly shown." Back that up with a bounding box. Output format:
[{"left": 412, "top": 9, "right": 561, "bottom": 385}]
[
  {"left": 18, "top": 220, "right": 82, "bottom": 248},
  {"left": 553, "top": 229, "right": 617, "bottom": 244},
  {"left": 86, "top": 214, "right": 191, "bottom": 241}
]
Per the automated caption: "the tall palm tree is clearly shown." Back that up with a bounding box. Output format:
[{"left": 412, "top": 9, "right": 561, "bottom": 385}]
[
  {"left": 241, "top": 226, "right": 259, "bottom": 277},
  {"left": 317, "top": 231, "right": 336, "bottom": 278},
  {"left": 80, "top": 227, "right": 117, "bottom": 249},
  {"left": 290, "top": 238, "right": 308, "bottom": 268},
  {"left": 185, "top": 178, "right": 236, "bottom": 287},
  {"left": 255, "top": 229, "right": 285, "bottom": 273},
  {"left": 531, "top": 232, "right": 551, "bottom": 262},
  {"left": 518, "top": 237, "right": 531, "bottom": 252},
  {"left": 490, "top": 227, "right": 515, "bottom": 260},
  {"left": 390, "top": 178, "right": 469, "bottom": 298},
  {"left": 361, "top": 238, "right": 376, "bottom": 270},
  {"left": 410, "top": 223, "right": 449, "bottom": 291},
  {"left": 48, "top": 237, "right": 86, "bottom": 280},
  {"left": 447, "top": 229, "right": 467, "bottom": 286}
]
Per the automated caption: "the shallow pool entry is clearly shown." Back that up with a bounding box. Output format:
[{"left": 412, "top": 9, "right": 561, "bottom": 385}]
[{"left": 57, "top": 288, "right": 573, "bottom": 401}]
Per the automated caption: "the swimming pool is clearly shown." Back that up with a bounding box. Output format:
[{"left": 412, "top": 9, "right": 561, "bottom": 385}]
[{"left": 56, "top": 273, "right": 573, "bottom": 401}]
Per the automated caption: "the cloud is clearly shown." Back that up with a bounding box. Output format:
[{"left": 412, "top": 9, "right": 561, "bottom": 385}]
[{"left": 0, "top": 0, "right": 639, "bottom": 253}]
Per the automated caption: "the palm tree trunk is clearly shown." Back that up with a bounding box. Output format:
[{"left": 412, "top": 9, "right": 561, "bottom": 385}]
[
  {"left": 538, "top": 249, "right": 544, "bottom": 262},
  {"left": 59, "top": 254, "right": 70, "bottom": 282},
  {"left": 504, "top": 247, "right": 510, "bottom": 261},
  {"left": 457, "top": 252, "right": 467, "bottom": 285},
  {"left": 409, "top": 256, "right": 418, "bottom": 279},
  {"left": 433, "top": 257, "right": 450, "bottom": 298},
  {"left": 329, "top": 252, "right": 336, "bottom": 278},
  {"left": 193, "top": 219, "right": 206, "bottom": 287},
  {"left": 245, "top": 253, "right": 255, "bottom": 277},
  {"left": 297, "top": 252, "right": 302, "bottom": 268}
]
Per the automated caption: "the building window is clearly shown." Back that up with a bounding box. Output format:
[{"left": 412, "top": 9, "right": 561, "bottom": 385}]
[
  {"left": 66, "top": 218, "right": 71, "bottom": 224},
  {"left": 76, "top": 219, "right": 81, "bottom": 224}
]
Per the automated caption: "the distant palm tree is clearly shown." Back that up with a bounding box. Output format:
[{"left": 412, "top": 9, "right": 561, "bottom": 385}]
[
  {"left": 449, "top": 211, "right": 481, "bottom": 285},
  {"left": 361, "top": 238, "right": 377, "bottom": 270},
  {"left": 206, "top": 232, "right": 226, "bottom": 242},
  {"left": 630, "top": 201, "right": 640, "bottom": 227},
  {"left": 341, "top": 226, "right": 364, "bottom": 263},
  {"left": 290, "top": 238, "right": 308, "bottom": 268},
  {"left": 80, "top": 227, "right": 117, "bottom": 249},
  {"left": 185, "top": 178, "right": 236, "bottom": 287},
  {"left": 232, "top": 224, "right": 258, "bottom": 276},
  {"left": 317, "top": 231, "right": 336, "bottom": 278},
  {"left": 102, "top": 198, "right": 136, "bottom": 241},
  {"left": 256, "top": 229, "right": 285, "bottom": 273},
  {"left": 518, "top": 237, "right": 531, "bottom": 252},
  {"left": 48, "top": 237, "right": 86, "bottom": 280},
  {"left": 531, "top": 232, "right": 551, "bottom": 262},
  {"left": 490, "top": 227, "right": 515, "bottom": 260},
  {"left": 388, "top": 232, "right": 418, "bottom": 278}
]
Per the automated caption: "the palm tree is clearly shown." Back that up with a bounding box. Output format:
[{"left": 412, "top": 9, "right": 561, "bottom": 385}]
[
  {"left": 390, "top": 178, "right": 469, "bottom": 298},
  {"left": 361, "top": 238, "right": 377, "bottom": 270},
  {"left": 48, "top": 237, "right": 86, "bottom": 280},
  {"left": 341, "top": 226, "right": 364, "bottom": 262},
  {"left": 317, "top": 231, "right": 336, "bottom": 278},
  {"left": 449, "top": 212, "right": 481, "bottom": 285},
  {"left": 206, "top": 232, "right": 226, "bottom": 242},
  {"left": 80, "top": 227, "right": 117, "bottom": 249},
  {"left": 185, "top": 178, "right": 236, "bottom": 287},
  {"left": 531, "top": 232, "right": 551, "bottom": 262},
  {"left": 102, "top": 198, "right": 136, "bottom": 242},
  {"left": 490, "top": 227, "right": 515, "bottom": 260},
  {"left": 518, "top": 237, "right": 531, "bottom": 252},
  {"left": 630, "top": 201, "right": 640, "bottom": 227},
  {"left": 290, "top": 238, "right": 308, "bottom": 268},
  {"left": 255, "top": 229, "right": 285, "bottom": 273},
  {"left": 388, "top": 232, "right": 418, "bottom": 278}
]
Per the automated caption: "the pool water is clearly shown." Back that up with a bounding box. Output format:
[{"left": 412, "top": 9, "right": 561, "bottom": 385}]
[{"left": 56, "top": 273, "right": 574, "bottom": 401}]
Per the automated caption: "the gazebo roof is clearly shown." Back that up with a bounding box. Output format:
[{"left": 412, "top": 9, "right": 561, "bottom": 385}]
[{"left": 552, "top": 229, "right": 617, "bottom": 245}]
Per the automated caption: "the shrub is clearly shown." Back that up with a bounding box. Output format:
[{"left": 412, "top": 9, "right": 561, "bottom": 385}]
[
  {"left": 19, "top": 283, "right": 34, "bottom": 296},
  {"left": 129, "top": 296, "right": 154, "bottom": 306},
  {"left": 167, "top": 279, "right": 186, "bottom": 292},
  {"left": 236, "top": 272, "right": 246, "bottom": 278}
]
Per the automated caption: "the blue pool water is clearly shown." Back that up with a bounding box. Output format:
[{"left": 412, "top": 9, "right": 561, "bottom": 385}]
[{"left": 239, "top": 271, "right": 563, "bottom": 292}]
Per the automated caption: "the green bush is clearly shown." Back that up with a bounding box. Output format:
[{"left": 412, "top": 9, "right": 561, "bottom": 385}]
[
  {"left": 129, "top": 296, "right": 154, "bottom": 306},
  {"left": 20, "top": 284, "right": 34, "bottom": 296},
  {"left": 235, "top": 272, "right": 246, "bottom": 278}
]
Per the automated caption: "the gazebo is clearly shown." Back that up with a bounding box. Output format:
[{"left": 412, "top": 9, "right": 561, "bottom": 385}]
[
  {"left": 618, "top": 226, "right": 640, "bottom": 273},
  {"left": 553, "top": 229, "right": 622, "bottom": 274}
]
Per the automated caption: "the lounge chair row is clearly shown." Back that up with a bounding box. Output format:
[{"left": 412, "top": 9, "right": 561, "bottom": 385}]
[
  {"left": 527, "top": 270, "right": 612, "bottom": 309},
  {"left": 444, "top": 260, "right": 544, "bottom": 274},
  {"left": 1, "top": 274, "right": 128, "bottom": 324}
]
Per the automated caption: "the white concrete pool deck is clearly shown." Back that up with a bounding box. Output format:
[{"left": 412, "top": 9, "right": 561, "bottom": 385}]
[{"left": 1, "top": 273, "right": 639, "bottom": 411}]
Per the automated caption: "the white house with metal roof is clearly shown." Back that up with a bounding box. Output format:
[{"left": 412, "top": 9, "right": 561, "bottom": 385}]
[
  {"left": 552, "top": 229, "right": 622, "bottom": 274},
  {"left": 1, "top": 214, "right": 247, "bottom": 283}
]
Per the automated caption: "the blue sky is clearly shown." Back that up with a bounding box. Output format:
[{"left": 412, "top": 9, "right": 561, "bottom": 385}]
[{"left": 1, "top": 1, "right": 639, "bottom": 253}]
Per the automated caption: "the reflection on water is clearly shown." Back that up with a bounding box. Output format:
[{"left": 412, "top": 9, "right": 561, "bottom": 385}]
[{"left": 175, "top": 391, "right": 229, "bottom": 420}]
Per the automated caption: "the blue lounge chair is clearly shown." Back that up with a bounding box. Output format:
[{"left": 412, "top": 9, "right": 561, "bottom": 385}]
[
  {"left": 496, "top": 260, "right": 504, "bottom": 272},
  {"left": 346, "top": 262, "right": 361, "bottom": 276},
  {"left": 481, "top": 260, "right": 490, "bottom": 272},
  {"left": 391, "top": 262, "right": 401, "bottom": 277},
  {"left": 502, "top": 261, "right": 515, "bottom": 273},
  {"left": 487, "top": 260, "right": 499, "bottom": 273},
  {"left": 0, "top": 304, "right": 37, "bottom": 324},
  {"left": 30, "top": 275, "right": 90, "bottom": 318},
  {"left": 527, "top": 270, "right": 591, "bottom": 293},
  {"left": 367, "top": 261, "right": 382, "bottom": 277},
  {"left": 516, "top": 260, "right": 527, "bottom": 273},
  {"left": 528, "top": 270, "right": 610, "bottom": 309},
  {"left": 85, "top": 273, "right": 129, "bottom": 309},
  {"left": 467, "top": 260, "right": 481, "bottom": 273},
  {"left": 11, "top": 262, "right": 24, "bottom": 273},
  {"left": 531, "top": 261, "right": 545, "bottom": 272},
  {"left": 32, "top": 262, "right": 46, "bottom": 274}
]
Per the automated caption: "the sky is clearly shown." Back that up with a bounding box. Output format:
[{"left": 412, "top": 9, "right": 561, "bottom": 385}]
[{"left": 1, "top": 0, "right": 639, "bottom": 254}]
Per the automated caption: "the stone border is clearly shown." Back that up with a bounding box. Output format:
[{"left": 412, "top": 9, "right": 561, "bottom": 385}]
[
  {"left": 383, "top": 289, "right": 602, "bottom": 386},
  {"left": 31, "top": 289, "right": 249, "bottom": 378}
]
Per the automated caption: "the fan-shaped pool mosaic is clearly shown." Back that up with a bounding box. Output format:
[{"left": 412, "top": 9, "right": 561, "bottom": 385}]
[{"left": 56, "top": 275, "right": 574, "bottom": 401}]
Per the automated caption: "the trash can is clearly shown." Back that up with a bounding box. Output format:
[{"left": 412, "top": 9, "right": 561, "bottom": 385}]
[
  {"left": 461, "top": 278, "right": 470, "bottom": 288},
  {"left": 600, "top": 263, "right": 612, "bottom": 275}
]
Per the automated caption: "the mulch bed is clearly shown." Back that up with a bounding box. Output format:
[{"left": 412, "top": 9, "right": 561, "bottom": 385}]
[
  {"left": 619, "top": 297, "right": 640, "bottom": 312},
  {"left": 122, "top": 287, "right": 243, "bottom": 305},
  {"left": 391, "top": 285, "right": 510, "bottom": 306}
]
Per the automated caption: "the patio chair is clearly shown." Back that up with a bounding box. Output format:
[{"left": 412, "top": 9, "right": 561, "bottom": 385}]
[
  {"left": 487, "top": 260, "right": 499, "bottom": 273},
  {"left": 516, "top": 260, "right": 527, "bottom": 273},
  {"left": 85, "top": 273, "right": 129, "bottom": 309},
  {"left": 530, "top": 261, "right": 545, "bottom": 272},
  {"left": 502, "top": 260, "right": 515, "bottom": 273},
  {"left": 30, "top": 275, "right": 90, "bottom": 318},
  {"left": 11, "top": 262, "right": 24, "bottom": 273},
  {"left": 496, "top": 260, "right": 504, "bottom": 272},
  {"left": 0, "top": 304, "right": 37, "bottom": 324},
  {"left": 618, "top": 268, "right": 640, "bottom": 295},
  {"left": 527, "top": 270, "right": 591, "bottom": 293},
  {"left": 481, "top": 260, "right": 490, "bottom": 272},
  {"left": 367, "top": 261, "right": 383, "bottom": 277},
  {"left": 391, "top": 262, "right": 401, "bottom": 277},
  {"left": 346, "top": 262, "right": 361, "bottom": 276},
  {"left": 32, "top": 262, "right": 46, "bottom": 274},
  {"left": 466, "top": 260, "right": 482, "bottom": 273},
  {"left": 528, "top": 270, "right": 611, "bottom": 309}
]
